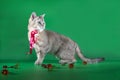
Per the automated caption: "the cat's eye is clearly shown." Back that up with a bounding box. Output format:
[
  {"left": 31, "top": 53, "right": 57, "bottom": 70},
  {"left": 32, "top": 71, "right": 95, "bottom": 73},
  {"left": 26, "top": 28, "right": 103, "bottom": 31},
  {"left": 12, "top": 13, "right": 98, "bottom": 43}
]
[{"left": 38, "top": 21, "right": 41, "bottom": 24}]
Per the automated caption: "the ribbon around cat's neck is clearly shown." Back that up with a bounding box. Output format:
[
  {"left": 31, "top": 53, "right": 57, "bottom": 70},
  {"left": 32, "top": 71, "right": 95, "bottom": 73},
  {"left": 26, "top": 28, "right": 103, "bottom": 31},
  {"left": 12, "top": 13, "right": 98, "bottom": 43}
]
[{"left": 29, "top": 30, "right": 38, "bottom": 54}]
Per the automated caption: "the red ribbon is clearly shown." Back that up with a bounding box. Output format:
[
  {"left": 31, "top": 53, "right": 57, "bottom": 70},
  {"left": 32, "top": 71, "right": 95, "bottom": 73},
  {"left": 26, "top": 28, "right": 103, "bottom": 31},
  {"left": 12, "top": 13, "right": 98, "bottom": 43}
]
[{"left": 29, "top": 30, "right": 38, "bottom": 54}]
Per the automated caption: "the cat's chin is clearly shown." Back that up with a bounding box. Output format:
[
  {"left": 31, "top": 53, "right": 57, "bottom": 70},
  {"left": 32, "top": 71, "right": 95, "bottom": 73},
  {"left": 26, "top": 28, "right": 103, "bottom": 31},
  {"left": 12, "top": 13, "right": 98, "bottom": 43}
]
[
  {"left": 37, "top": 26, "right": 45, "bottom": 32},
  {"left": 39, "top": 29, "right": 44, "bottom": 32}
]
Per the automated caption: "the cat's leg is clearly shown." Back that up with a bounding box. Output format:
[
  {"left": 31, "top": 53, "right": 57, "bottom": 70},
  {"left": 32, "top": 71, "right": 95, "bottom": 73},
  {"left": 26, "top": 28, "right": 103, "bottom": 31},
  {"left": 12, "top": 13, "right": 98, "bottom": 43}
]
[
  {"left": 35, "top": 52, "right": 41, "bottom": 65},
  {"left": 34, "top": 44, "right": 45, "bottom": 65},
  {"left": 35, "top": 51, "right": 45, "bottom": 65},
  {"left": 57, "top": 51, "right": 76, "bottom": 64},
  {"left": 59, "top": 60, "right": 69, "bottom": 65},
  {"left": 59, "top": 59, "right": 76, "bottom": 65}
]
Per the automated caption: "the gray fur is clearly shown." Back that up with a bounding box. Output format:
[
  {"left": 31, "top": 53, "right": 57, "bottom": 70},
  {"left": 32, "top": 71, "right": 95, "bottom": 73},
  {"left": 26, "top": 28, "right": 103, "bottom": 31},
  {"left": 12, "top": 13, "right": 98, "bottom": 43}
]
[{"left": 28, "top": 12, "right": 104, "bottom": 65}]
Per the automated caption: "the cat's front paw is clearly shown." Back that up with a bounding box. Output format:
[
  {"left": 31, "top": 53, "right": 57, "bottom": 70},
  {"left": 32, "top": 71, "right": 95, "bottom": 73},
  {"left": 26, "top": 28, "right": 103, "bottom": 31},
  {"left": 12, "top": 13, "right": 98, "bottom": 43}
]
[{"left": 34, "top": 60, "right": 41, "bottom": 65}]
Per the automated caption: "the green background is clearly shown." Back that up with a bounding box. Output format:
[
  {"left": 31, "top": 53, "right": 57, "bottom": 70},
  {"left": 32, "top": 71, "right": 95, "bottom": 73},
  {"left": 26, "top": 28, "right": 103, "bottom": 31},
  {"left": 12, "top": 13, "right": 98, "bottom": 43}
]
[
  {"left": 0, "top": 0, "right": 120, "bottom": 61},
  {"left": 0, "top": 0, "right": 120, "bottom": 80}
]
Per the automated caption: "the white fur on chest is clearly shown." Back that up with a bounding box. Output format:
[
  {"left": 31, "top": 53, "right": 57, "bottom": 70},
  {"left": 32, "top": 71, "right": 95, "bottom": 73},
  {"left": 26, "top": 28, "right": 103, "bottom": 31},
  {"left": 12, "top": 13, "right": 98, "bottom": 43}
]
[
  {"left": 35, "top": 33, "right": 44, "bottom": 45},
  {"left": 33, "top": 40, "right": 44, "bottom": 49}
]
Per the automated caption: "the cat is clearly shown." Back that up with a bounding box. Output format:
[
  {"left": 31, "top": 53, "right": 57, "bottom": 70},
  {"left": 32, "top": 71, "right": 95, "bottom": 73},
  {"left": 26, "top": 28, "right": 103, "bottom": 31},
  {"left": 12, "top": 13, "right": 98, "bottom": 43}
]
[{"left": 28, "top": 12, "right": 104, "bottom": 65}]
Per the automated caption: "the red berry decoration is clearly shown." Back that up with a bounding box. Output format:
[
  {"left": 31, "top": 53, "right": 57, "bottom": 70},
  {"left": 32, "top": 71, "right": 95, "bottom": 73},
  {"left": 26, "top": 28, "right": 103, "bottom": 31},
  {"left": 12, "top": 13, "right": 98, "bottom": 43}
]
[
  {"left": 1, "top": 63, "right": 19, "bottom": 75},
  {"left": 83, "top": 61, "right": 87, "bottom": 65},
  {"left": 69, "top": 64, "right": 74, "bottom": 69},
  {"left": 47, "top": 64, "right": 53, "bottom": 71},
  {"left": 2, "top": 69, "right": 8, "bottom": 75}
]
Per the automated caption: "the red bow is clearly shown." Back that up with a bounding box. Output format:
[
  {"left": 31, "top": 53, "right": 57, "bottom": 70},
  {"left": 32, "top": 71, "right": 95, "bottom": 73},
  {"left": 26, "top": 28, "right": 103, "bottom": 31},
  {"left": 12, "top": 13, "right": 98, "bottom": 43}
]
[{"left": 29, "top": 30, "right": 38, "bottom": 54}]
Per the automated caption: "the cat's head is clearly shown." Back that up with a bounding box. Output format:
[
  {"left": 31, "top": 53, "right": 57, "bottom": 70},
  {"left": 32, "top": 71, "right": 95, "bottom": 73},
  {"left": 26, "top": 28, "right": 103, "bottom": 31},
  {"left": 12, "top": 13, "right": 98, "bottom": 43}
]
[{"left": 28, "top": 12, "right": 46, "bottom": 32}]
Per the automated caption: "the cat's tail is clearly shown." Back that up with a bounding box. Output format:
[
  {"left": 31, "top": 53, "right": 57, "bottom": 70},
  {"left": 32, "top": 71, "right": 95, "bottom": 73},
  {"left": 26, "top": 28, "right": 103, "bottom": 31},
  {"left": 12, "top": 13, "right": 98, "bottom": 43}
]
[{"left": 75, "top": 44, "right": 105, "bottom": 64}]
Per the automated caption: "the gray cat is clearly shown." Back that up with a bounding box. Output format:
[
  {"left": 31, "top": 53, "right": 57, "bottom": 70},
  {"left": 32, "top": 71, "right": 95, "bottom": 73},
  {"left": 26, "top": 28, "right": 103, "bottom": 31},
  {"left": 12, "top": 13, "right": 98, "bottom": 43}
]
[{"left": 28, "top": 12, "right": 104, "bottom": 65}]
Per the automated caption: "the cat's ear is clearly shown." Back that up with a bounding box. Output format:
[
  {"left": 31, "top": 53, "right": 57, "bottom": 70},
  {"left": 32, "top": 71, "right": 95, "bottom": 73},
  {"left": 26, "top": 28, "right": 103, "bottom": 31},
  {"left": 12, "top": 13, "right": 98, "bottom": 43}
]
[
  {"left": 41, "top": 14, "right": 45, "bottom": 18},
  {"left": 39, "top": 14, "right": 45, "bottom": 19},
  {"left": 29, "top": 12, "right": 37, "bottom": 22}
]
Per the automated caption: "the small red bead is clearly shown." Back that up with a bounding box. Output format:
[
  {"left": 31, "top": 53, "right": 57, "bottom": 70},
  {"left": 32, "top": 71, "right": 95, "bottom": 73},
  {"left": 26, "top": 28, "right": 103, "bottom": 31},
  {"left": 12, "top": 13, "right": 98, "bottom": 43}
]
[
  {"left": 83, "top": 61, "right": 87, "bottom": 65},
  {"left": 2, "top": 70, "right": 8, "bottom": 75},
  {"left": 47, "top": 64, "right": 52, "bottom": 69},
  {"left": 69, "top": 64, "right": 74, "bottom": 68},
  {"left": 47, "top": 64, "right": 53, "bottom": 71}
]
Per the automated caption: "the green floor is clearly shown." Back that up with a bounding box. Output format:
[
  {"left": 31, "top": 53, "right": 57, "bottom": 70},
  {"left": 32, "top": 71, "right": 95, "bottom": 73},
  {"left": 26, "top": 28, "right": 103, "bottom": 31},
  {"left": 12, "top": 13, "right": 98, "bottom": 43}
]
[{"left": 0, "top": 61, "right": 120, "bottom": 80}]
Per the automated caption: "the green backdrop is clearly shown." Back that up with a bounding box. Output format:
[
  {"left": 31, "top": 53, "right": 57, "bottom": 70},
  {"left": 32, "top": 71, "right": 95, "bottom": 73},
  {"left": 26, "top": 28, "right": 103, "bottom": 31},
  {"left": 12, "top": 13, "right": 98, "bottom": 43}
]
[{"left": 0, "top": 0, "right": 120, "bottom": 62}]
